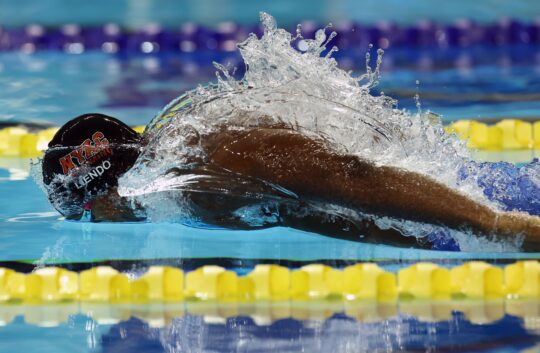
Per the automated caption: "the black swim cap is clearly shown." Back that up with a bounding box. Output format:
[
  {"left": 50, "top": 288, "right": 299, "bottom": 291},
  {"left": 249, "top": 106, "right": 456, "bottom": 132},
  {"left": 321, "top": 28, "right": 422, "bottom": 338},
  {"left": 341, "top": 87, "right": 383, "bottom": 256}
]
[{"left": 42, "top": 113, "right": 141, "bottom": 219}]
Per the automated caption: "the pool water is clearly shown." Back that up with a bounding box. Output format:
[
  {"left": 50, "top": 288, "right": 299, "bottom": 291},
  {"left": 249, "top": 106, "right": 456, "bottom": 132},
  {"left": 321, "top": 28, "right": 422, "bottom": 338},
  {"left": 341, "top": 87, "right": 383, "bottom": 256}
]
[
  {"left": 2, "top": 38, "right": 540, "bottom": 352},
  {"left": 2, "top": 45, "right": 540, "bottom": 127},
  {"left": 1, "top": 306, "right": 540, "bottom": 353}
]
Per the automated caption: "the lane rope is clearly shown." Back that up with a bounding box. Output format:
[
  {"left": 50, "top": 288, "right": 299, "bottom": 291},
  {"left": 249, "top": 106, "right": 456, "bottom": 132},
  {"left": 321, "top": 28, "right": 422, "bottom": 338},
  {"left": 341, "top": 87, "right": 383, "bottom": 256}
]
[
  {"left": 1, "top": 19, "right": 538, "bottom": 54},
  {"left": 445, "top": 119, "right": 540, "bottom": 150},
  {"left": 0, "top": 125, "right": 144, "bottom": 157},
  {"left": 1, "top": 260, "right": 540, "bottom": 303},
  {"left": 1, "top": 119, "right": 540, "bottom": 158}
]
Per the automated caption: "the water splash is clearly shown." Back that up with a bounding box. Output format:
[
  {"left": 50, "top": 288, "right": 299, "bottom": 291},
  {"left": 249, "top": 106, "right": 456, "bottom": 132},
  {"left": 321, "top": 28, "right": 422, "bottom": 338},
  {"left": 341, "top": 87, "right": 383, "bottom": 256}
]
[
  {"left": 124, "top": 13, "right": 479, "bottom": 196},
  {"left": 67, "top": 13, "right": 537, "bottom": 252}
]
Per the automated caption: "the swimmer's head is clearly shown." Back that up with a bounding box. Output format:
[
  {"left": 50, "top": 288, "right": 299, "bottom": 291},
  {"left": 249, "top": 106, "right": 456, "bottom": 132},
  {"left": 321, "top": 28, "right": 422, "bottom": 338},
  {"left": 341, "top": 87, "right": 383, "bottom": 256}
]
[{"left": 42, "top": 113, "right": 141, "bottom": 220}]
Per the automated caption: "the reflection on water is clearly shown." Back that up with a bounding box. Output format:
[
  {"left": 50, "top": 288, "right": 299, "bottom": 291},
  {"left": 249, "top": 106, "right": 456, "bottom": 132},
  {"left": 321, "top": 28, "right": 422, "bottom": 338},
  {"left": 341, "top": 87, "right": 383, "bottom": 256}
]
[
  {"left": 154, "top": 313, "right": 536, "bottom": 353},
  {"left": 1, "top": 301, "right": 540, "bottom": 353}
]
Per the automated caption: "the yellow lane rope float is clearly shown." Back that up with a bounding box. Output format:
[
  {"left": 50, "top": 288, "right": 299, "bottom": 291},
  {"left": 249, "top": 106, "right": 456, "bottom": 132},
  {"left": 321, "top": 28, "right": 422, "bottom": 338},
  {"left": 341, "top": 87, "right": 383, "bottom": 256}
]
[
  {"left": 2, "top": 261, "right": 540, "bottom": 304},
  {"left": 2, "top": 261, "right": 540, "bottom": 327},
  {"left": 0, "top": 125, "right": 145, "bottom": 158},
  {"left": 445, "top": 119, "right": 540, "bottom": 150},
  {"left": 0, "top": 119, "right": 538, "bottom": 157}
]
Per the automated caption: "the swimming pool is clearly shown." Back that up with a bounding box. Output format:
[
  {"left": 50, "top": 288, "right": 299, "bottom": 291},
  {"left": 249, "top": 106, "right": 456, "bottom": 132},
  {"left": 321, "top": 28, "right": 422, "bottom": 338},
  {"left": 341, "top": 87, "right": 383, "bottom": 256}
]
[{"left": 2, "top": 7, "right": 540, "bottom": 353}]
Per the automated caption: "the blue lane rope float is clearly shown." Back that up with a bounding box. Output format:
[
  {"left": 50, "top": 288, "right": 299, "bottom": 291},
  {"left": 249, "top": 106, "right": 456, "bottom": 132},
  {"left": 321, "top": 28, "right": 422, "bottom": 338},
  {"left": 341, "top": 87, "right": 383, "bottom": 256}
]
[
  {"left": 1, "top": 119, "right": 539, "bottom": 158},
  {"left": 1, "top": 18, "right": 539, "bottom": 54},
  {"left": 2, "top": 261, "right": 540, "bottom": 304}
]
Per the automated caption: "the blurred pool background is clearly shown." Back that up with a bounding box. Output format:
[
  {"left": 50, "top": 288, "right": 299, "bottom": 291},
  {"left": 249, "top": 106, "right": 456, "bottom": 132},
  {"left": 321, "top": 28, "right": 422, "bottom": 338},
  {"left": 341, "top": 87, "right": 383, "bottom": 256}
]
[
  {"left": 1, "top": 0, "right": 539, "bottom": 26},
  {"left": 1, "top": 1, "right": 540, "bottom": 352},
  {"left": 1, "top": 0, "right": 540, "bottom": 127}
]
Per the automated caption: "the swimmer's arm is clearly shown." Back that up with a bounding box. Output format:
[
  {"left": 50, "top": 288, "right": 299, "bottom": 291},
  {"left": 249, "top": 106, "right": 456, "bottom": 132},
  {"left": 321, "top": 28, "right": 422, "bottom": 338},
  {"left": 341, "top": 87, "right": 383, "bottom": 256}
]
[
  {"left": 91, "top": 187, "right": 144, "bottom": 222},
  {"left": 208, "top": 128, "right": 540, "bottom": 249},
  {"left": 277, "top": 203, "right": 431, "bottom": 248}
]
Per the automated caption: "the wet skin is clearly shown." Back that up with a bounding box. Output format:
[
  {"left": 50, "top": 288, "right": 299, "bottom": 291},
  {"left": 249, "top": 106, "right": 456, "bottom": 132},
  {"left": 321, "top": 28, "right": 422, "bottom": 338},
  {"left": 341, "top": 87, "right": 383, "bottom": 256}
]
[{"left": 93, "top": 127, "right": 540, "bottom": 250}]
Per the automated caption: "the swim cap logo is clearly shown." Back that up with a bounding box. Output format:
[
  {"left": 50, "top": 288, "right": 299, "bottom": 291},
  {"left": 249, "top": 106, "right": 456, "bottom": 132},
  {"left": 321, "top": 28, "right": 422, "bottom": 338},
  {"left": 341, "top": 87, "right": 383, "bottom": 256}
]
[{"left": 59, "top": 131, "right": 112, "bottom": 174}]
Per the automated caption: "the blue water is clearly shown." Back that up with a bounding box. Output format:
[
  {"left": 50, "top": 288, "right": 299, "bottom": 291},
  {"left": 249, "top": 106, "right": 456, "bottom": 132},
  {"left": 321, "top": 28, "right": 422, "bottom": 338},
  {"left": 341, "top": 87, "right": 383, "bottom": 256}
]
[
  {"left": 1, "top": 0, "right": 539, "bottom": 27},
  {"left": 2, "top": 26, "right": 540, "bottom": 353},
  {"left": 4, "top": 173, "right": 540, "bottom": 266},
  {"left": 1, "top": 308, "right": 539, "bottom": 353},
  {"left": 2, "top": 45, "right": 540, "bottom": 127},
  {"left": 1, "top": 48, "right": 540, "bottom": 260}
]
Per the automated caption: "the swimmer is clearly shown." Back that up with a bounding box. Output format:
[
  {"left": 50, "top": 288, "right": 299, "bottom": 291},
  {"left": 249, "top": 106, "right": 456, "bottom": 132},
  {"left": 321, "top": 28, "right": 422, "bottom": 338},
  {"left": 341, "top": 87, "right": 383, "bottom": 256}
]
[{"left": 41, "top": 112, "right": 540, "bottom": 251}]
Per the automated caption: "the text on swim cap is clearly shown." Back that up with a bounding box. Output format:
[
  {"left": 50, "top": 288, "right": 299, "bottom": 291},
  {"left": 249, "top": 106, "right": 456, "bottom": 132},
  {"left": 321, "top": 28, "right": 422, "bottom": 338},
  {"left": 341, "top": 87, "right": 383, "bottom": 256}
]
[
  {"left": 59, "top": 132, "right": 112, "bottom": 174},
  {"left": 75, "top": 160, "right": 112, "bottom": 189}
]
